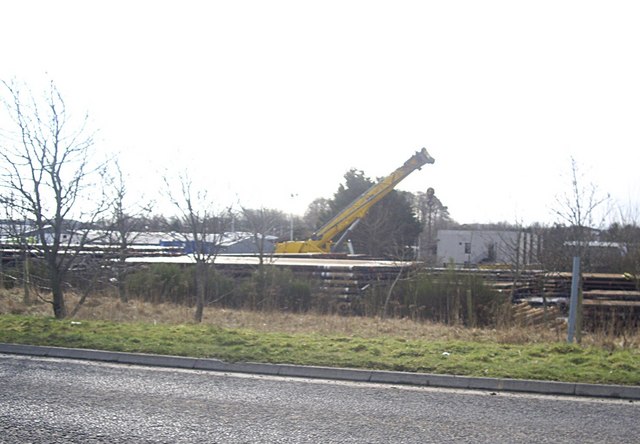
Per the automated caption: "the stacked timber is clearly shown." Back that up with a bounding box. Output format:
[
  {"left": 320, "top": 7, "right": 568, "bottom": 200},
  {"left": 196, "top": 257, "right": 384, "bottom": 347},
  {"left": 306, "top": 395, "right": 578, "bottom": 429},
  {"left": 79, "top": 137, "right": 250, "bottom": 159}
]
[
  {"left": 428, "top": 268, "right": 542, "bottom": 300},
  {"left": 579, "top": 274, "right": 640, "bottom": 328},
  {"left": 312, "top": 263, "right": 410, "bottom": 297},
  {"left": 428, "top": 268, "right": 639, "bottom": 328},
  {"left": 538, "top": 272, "right": 640, "bottom": 304},
  {"left": 527, "top": 272, "right": 640, "bottom": 328},
  {"left": 512, "top": 301, "right": 564, "bottom": 327}
]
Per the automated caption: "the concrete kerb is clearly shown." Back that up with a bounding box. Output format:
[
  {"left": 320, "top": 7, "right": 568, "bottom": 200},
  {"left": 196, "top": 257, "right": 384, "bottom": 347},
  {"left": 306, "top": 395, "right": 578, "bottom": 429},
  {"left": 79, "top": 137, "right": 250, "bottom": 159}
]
[
  {"left": 0, "top": 343, "right": 50, "bottom": 357},
  {"left": 574, "top": 382, "right": 640, "bottom": 399},
  {"left": 466, "top": 376, "right": 577, "bottom": 397},
  {"left": 278, "top": 363, "right": 372, "bottom": 382},
  {"left": 1, "top": 343, "right": 638, "bottom": 400}
]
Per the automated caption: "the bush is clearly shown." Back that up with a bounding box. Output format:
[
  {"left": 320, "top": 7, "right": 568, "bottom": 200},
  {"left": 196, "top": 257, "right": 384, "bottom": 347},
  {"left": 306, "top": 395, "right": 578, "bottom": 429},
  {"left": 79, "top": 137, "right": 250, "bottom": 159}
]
[
  {"left": 124, "top": 264, "right": 314, "bottom": 313},
  {"left": 240, "top": 267, "right": 314, "bottom": 312},
  {"left": 121, "top": 264, "right": 509, "bottom": 326},
  {"left": 125, "top": 264, "right": 191, "bottom": 304},
  {"left": 360, "top": 268, "right": 509, "bottom": 327}
]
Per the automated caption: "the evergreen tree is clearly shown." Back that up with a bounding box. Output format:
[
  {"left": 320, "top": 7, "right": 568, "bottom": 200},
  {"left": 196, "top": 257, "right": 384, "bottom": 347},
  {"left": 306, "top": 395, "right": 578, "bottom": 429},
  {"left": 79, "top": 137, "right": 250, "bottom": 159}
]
[{"left": 320, "top": 169, "right": 422, "bottom": 258}]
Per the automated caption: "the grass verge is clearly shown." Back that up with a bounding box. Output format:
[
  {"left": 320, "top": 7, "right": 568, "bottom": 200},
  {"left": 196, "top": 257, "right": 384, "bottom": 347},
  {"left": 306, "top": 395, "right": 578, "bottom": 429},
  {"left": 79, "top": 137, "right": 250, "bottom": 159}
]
[{"left": 1, "top": 313, "right": 639, "bottom": 386}]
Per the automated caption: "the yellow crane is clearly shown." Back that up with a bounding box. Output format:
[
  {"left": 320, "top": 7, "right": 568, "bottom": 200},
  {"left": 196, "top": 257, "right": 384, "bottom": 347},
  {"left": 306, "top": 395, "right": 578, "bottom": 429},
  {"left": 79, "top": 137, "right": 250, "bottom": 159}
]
[{"left": 275, "top": 148, "right": 435, "bottom": 254}]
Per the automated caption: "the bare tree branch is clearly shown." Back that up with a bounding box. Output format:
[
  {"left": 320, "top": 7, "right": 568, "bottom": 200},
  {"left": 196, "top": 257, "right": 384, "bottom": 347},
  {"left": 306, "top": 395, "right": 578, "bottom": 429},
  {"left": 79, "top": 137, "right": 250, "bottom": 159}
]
[
  {"left": 163, "top": 170, "right": 230, "bottom": 322},
  {"left": 0, "top": 78, "right": 107, "bottom": 318}
]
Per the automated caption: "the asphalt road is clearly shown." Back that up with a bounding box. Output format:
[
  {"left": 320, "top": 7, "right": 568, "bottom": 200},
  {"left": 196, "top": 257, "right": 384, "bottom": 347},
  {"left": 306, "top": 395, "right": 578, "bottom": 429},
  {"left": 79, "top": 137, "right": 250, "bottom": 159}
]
[{"left": 0, "top": 354, "right": 638, "bottom": 443}]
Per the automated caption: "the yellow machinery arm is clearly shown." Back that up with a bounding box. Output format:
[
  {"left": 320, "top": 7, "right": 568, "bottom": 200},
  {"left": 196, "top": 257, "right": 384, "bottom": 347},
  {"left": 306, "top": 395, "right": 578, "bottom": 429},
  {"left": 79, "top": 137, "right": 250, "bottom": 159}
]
[{"left": 275, "top": 148, "right": 435, "bottom": 254}]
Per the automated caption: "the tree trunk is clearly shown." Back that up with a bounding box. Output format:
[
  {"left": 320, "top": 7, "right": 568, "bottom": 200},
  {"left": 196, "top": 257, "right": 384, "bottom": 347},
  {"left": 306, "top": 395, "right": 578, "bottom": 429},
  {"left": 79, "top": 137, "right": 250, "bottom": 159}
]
[
  {"left": 382, "top": 266, "right": 404, "bottom": 320},
  {"left": 50, "top": 274, "right": 67, "bottom": 319},
  {"left": 117, "top": 261, "right": 128, "bottom": 302},
  {"left": 193, "top": 260, "right": 207, "bottom": 323},
  {"left": 118, "top": 278, "right": 128, "bottom": 302},
  {"left": 22, "top": 250, "right": 30, "bottom": 305}
]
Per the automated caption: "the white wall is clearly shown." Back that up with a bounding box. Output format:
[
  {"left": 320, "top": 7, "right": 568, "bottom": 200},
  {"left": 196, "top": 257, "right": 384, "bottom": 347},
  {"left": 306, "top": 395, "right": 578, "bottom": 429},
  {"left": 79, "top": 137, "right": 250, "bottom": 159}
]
[{"left": 436, "top": 229, "right": 538, "bottom": 267}]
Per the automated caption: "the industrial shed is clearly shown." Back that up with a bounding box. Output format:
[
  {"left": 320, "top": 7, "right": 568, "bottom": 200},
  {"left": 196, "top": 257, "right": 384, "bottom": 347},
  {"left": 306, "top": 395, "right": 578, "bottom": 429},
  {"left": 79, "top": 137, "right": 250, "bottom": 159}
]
[
  {"left": 159, "top": 232, "right": 277, "bottom": 255},
  {"left": 436, "top": 229, "right": 539, "bottom": 268}
]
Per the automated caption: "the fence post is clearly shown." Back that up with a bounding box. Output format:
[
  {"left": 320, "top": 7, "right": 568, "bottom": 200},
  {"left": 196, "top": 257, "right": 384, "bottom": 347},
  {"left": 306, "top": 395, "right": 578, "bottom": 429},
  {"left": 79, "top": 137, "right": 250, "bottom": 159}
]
[{"left": 567, "top": 256, "right": 581, "bottom": 343}]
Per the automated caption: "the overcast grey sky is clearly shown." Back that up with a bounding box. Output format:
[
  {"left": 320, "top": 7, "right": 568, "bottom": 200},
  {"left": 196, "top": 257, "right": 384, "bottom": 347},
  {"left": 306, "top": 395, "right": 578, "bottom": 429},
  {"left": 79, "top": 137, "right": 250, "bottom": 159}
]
[{"left": 2, "top": 1, "right": 639, "bottom": 225}]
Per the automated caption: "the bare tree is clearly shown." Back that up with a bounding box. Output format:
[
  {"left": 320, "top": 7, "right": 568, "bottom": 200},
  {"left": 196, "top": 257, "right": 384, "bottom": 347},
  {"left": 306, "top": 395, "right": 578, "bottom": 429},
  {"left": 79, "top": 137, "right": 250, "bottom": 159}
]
[
  {"left": 0, "top": 79, "right": 108, "bottom": 318},
  {"left": 551, "top": 156, "right": 610, "bottom": 342},
  {"left": 381, "top": 242, "right": 416, "bottom": 321},
  {"left": 164, "top": 172, "right": 228, "bottom": 322},
  {"left": 240, "top": 207, "right": 280, "bottom": 265},
  {"left": 106, "top": 161, "right": 152, "bottom": 301},
  {"left": 240, "top": 206, "right": 282, "bottom": 309},
  {"left": 552, "top": 156, "right": 610, "bottom": 262},
  {"left": 415, "top": 187, "right": 452, "bottom": 264}
]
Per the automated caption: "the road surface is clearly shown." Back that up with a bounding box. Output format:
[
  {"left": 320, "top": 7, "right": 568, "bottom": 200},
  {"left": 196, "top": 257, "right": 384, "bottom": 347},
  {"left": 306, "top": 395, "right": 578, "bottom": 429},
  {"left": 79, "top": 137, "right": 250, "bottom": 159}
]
[{"left": 0, "top": 354, "right": 637, "bottom": 443}]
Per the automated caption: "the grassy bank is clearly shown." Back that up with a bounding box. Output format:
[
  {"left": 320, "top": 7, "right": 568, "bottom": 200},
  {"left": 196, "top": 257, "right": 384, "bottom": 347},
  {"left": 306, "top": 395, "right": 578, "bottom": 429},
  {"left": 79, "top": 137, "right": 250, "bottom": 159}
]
[
  {"left": 1, "top": 290, "right": 639, "bottom": 386},
  {"left": 1, "top": 315, "right": 639, "bottom": 385}
]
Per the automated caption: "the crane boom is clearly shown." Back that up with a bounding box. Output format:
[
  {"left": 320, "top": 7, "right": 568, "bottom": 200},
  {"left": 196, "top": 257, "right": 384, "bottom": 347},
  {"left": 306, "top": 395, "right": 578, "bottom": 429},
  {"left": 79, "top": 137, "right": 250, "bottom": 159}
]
[{"left": 275, "top": 148, "right": 435, "bottom": 254}]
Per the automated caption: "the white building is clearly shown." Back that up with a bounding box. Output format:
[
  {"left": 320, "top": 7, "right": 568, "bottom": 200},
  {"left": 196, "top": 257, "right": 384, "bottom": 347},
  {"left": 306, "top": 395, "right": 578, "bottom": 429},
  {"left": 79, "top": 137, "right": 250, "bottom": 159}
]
[{"left": 436, "top": 229, "right": 539, "bottom": 268}]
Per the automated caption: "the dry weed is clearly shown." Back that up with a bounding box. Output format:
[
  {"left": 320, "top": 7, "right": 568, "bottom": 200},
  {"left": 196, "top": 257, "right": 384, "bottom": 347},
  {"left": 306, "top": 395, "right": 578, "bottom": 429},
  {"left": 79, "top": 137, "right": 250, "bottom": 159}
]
[{"left": 1, "top": 289, "right": 638, "bottom": 348}]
